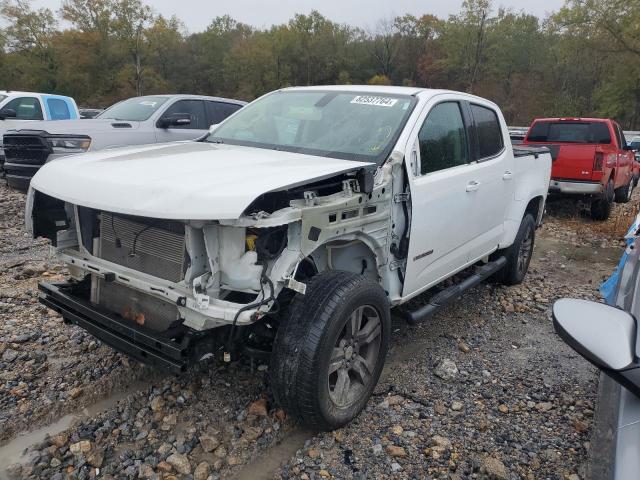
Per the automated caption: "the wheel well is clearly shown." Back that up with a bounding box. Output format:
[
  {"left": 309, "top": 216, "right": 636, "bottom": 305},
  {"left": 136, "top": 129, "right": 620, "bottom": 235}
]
[
  {"left": 307, "top": 239, "right": 379, "bottom": 280},
  {"left": 525, "top": 196, "right": 544, "bottom": 224}
]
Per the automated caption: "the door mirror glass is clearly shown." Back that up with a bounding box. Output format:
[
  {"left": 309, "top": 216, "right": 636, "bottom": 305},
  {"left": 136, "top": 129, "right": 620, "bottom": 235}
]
[
  {"left": 0, "top": 108, "right": 17, "bottom": 120},
  {"left": 158, "top": 113, "right": 192, "bottom": 129},
  {"left": 553, "top": 298, "right": 636, "bottom": 371}
]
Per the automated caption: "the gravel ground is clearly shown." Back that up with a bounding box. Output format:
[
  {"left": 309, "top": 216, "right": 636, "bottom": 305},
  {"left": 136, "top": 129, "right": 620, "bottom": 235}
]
[{"left": 0, "top": 181, "right": 637, "bottom": 480}]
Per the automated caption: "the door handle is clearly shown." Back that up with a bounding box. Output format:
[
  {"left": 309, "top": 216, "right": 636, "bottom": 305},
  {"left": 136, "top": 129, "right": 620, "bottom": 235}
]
[
  {"left": 466, "top": 180, "right": 481, "bottom": 192},
  {"left": 502, "top": 171, "right": 513, "bottom": 180}
]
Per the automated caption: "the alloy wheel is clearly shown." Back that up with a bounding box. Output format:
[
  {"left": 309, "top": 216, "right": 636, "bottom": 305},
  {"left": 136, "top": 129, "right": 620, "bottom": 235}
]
[
  {"left": 517, "top": 225, "right": 534, "bottom": 275},
  {"left": 328, "top": 305, "right": 382, "bottom": 408}
]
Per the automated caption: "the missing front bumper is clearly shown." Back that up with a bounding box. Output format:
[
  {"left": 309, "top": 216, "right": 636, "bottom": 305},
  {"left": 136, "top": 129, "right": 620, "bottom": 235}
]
[{"left": 38, "top": 281, "right": 208, "bottom": 373}]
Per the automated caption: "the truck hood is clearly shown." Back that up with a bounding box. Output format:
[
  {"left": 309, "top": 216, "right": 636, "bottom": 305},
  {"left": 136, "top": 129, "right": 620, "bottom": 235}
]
[
  {"left": 0, "top": 119, "right": 51, "bottom": 138},
  {"left": 31, "top": 142, "right": 374, "bottom": 220},
  {"left": 6, "top": 118, "right": 141, "bottom": 136}
]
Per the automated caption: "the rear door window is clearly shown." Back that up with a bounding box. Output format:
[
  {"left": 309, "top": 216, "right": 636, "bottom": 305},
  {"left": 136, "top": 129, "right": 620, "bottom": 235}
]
[
  {"left": 2, "top": 97, "right": 44, "bottom": 120},
  {"left": 470, "top": 104, "right": 504, "bottom": 159},
  {"left": 46, "top": 98, "right": 71, "bottom": 120},
  {"left": 205, "top": 101, "right": 243, "bottom": 125},
  {"left": 528, "top": 121, "right": 611, "bottom": 144}
]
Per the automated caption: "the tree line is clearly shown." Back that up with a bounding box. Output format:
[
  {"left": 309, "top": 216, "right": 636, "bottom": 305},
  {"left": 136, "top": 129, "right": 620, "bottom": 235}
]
[{"left": 0, "top": 0, "right": 638, "bottom": 128}]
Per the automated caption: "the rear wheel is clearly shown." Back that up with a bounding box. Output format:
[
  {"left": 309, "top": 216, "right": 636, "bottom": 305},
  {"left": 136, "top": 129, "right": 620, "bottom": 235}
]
[
  {"left": 614, "top": 177, "right": 634, "bottom": 203},
  {"left": 270, "top": 270, "right": 390, "bottom": 431},
  {"left": 591, "top": 180, "right": 614, "bottom": 221}
]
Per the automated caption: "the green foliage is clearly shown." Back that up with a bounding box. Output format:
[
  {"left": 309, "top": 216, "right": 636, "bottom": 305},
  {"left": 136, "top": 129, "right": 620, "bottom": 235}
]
[{"left": 0, "top": 0, "right": 639, "bottom": 128}]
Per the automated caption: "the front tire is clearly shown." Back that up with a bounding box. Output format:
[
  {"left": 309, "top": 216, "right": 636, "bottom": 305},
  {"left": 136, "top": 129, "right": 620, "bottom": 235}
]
[
  {"left": 270, "top": 271, "right": 390, "bottom": 431},
  {"left": 494, "top": 214, "right": 535, "bottom": 286}
]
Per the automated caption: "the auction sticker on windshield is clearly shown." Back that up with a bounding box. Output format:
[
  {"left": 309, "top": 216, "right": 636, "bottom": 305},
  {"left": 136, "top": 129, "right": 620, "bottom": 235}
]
[{"left": 351, "top": 95, "right": 398, "bottom": 107}]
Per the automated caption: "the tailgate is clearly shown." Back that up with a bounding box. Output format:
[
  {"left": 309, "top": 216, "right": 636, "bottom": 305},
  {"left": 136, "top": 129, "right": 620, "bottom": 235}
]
[{"left": 548, "top": 144, "right": 599, "bottom": 182}]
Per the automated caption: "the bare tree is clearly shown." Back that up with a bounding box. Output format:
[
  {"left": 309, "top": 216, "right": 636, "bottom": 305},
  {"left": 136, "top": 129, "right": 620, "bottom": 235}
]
[{"left": 371, "top": 17, "right": 399, "bottom": 77}]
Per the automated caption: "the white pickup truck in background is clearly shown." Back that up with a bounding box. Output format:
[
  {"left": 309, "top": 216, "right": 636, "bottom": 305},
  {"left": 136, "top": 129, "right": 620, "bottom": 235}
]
[
  {"left": 0, "top": 91, "right": 80, "bottom": 179},
  {"left": 3, "top": 94, "right": 246, "bottom": 191},
  {"left": 27, "top": 86, "right": 552, "bottom": 430}
]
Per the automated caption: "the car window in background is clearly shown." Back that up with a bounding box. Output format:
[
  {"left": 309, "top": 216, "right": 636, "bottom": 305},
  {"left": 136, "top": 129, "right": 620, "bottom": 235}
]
[
  {"left": 2, "top": 97, "right": 44, "bottom": 120},
  {"left": 631, "top": 138, "right": 640, "bottom": 151},
  {"left": 0, "top": 95, "right": 7, "bottom": 103},
  {"left": 205, "top": 101, "right": 242, "bottom": 125},
  {"left": 615, "top": 124, "right": 627, "bottom": 148},
  {"left": 98, "top": 96, "right": 169, "bottom": 121},
  {"left": 471, "top": 104, "right": 504, "bottom": 158},
  {"left": 47, "top": 98, "right": 71, "bottom": 120},
  {"left": 418, "top": 102, "right": 468, "bottom": 175},
  {"left": 161, "top": 100, "right": 207, "bottom": 129},
  {"left": 207, "top": 90, "right": 415, "bottom": 162},
  {"left": 528, "top": 121, "right": 611, "bottom": 144}
]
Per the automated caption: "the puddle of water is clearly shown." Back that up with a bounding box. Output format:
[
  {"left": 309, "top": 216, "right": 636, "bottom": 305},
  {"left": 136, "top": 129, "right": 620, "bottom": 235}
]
[
  {"left": 0, "top": 381, "right": 150, "bottom": 479},
  {"left": 232, "top": 429, "right": 312, "bottom": 480}
]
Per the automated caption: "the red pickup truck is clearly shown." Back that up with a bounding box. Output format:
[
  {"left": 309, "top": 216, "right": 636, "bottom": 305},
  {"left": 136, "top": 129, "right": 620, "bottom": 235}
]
[{"left": 523, "top": 118, "right": 635, "bottom": 220}]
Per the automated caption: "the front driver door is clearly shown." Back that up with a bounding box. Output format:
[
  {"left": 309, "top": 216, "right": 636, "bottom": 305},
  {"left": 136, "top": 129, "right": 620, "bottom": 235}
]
[
  {"left": 402, "top": 99, "right": 479, "bottom": 297},
  {"left": 155, "top": 99, "right": 208, "bottom": 142}
]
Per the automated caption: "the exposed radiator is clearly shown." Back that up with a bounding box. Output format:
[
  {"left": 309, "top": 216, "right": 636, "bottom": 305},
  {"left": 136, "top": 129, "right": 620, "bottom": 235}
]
[
  {"left": 99, "top": 212, "right": 186, "bottom": 282},
  {"left": 94, "top": 212, "right": 186, "bottom": 332}
]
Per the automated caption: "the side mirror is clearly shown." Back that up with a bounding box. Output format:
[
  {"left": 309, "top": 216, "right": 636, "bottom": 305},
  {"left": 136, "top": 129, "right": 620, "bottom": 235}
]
[
  {"left": 157, "top": 113, "right": 192, "bottom": 129},
  {"left": 0, "top": 108, "right": 17, "bottom": 120},
  {"left": 553, "top": 298, "right": 640, "bottom": 396}
]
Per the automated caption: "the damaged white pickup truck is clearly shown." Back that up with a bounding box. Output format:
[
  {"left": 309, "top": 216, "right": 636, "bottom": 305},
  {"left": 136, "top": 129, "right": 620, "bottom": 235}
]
[{"left": 27, "top": 86, "right": 551, "bottom": 430}]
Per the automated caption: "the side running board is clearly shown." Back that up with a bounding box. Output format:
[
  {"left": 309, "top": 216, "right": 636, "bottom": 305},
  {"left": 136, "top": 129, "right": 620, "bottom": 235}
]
[{"left": 405, "top": 256, "right": 507, "bottom": 324}]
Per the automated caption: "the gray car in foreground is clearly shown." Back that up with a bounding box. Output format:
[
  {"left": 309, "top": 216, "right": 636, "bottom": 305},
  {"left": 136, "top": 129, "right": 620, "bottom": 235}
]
[
  {"left": 553, "top": 217, "right": 640, "bottom": 479},
  {"left": 3, "top": 94, "right": 246, "bottom": 191}
]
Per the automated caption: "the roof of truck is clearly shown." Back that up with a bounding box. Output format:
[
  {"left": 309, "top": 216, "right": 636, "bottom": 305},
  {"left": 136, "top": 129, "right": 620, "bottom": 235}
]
[
  {"left": 131, "top": 94, "right": 247, "bottom": 104},
  {"left": 282, "top": 85, "right": 500, "bottom": 109},
  {"left": 283, "top": 85, "right": 459, "bottom": 96},
  {"left": 531, "top": 117, "right": 614, "bottom": 123},
  {"left": 0, "top": 90, "right": 74, "bottom": 99}
]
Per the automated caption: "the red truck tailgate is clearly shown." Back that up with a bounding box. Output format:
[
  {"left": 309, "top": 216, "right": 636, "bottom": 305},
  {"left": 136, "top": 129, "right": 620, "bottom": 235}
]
[{"left": 550, "top": 144, "right": 598, "bottom": 181}]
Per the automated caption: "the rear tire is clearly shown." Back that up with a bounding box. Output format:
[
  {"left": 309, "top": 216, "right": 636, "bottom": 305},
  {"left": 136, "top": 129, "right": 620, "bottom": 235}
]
[
  {"left": 591, "top": 180, "right": 614, "bottom": 221},
  {"left": 614, "top": 177, "right": 633, "bottom": 204},
  {"left": 493, "top": 214, "right": 535, "bottom": 286},
  {"left": 270, "top": 270, "right": 390, "bottom": 431}
]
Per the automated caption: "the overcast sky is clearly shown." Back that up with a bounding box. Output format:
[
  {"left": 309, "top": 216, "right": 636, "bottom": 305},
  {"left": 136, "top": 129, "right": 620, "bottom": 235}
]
[{"left": 29, "top": 0, "right": 566, "bottom": 33}]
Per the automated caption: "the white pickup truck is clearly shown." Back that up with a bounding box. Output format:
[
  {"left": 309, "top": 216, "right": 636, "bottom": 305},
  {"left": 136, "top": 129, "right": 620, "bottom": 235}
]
[
  {"left": 0, "top": 91, "right": 80, "bottom": 179},
  {"left": 27, "top": 86, "right": 551, "bottom": 430}
]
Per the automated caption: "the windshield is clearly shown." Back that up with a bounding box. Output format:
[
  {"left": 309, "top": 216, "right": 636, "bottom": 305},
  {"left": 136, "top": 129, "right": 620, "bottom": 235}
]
[
  {"left": 205, "top": 90, "right": 416, "bottom": 162},
  {"left": 97, "top": 96, "right": 169, "bottom": 121},
  {"left": 527, "top": 121, "right": 611, "bottom": 144}
]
